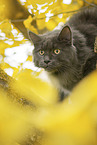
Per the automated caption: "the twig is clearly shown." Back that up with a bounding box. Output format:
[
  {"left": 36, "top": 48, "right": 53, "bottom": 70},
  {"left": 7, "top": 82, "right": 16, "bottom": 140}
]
[
  {"left": 11, "top": 19, "right": 26, "bottom": 22},
  {"left": 94, "top": 37, "right": 97, "bottom": 53},
  {"left": 36, "top": 6, "right": 90, "bottom": 20},
  {"left": 82, "top": 0, "right": 97, "bottom": 8},
  {"left": 9, "top": 6, "right": 89, "bottom": 22},
  {"left": 3, "top": 2, "right": 97, "bottom": 23},
  {"left": 94, "top": 37, "right": 97, "bottom": 69}
]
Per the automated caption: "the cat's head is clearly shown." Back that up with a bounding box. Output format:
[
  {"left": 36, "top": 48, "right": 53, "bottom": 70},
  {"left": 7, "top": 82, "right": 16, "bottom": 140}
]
[{"left": 28, "top": 26, "right": 77, "bottom": 73}]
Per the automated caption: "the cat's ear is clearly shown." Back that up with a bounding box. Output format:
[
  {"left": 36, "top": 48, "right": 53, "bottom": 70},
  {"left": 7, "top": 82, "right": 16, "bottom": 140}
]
[
  {"left": 28, "top": 30, "right": 41, "bottom": 44},
  {"left": 58, "top": 25, "right": 72, "bottom": 43}
]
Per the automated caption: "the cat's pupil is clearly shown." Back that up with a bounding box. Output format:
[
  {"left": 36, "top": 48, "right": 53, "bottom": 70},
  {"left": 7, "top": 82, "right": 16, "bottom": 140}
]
[{"left": 39, "top": 50, "right": 44, "bottom": 55}]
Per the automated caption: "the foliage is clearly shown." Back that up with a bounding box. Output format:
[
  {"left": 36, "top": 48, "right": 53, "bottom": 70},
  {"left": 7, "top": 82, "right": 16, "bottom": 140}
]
[
  {"left": 0, "top": 69, "right": 97, "bottom": 145},
  {"left": 0, "top": 0, "right": 97, "bottom": 145}
]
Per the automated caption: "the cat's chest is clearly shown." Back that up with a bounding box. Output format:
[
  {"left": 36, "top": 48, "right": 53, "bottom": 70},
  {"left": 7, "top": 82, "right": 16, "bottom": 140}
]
[
  {"left": 47, "top": 70, "right": 78, "bottom": 91},
  {"left": 47, "top": 72, "right": 70, "bottom": 90},
  {"left": 48, "top": 74, "right": 61, "bottom": 90}
]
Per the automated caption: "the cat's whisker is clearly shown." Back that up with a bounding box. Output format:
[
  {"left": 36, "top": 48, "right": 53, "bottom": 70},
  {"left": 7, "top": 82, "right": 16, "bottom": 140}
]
[{"left": 32, "top": 68, "right": 40, "bottom": 76}]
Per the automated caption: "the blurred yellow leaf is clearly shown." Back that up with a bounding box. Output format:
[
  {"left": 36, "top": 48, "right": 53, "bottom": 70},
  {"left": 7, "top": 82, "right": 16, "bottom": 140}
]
[
  {"left": 27, "top": 0, "right": 55, "bottom": 7},
  {"left": 0, "top": 90, "right": 30, "bottom": 145},
  {"left": 26, "top": 55, "right": 33, "bottom": 62},
  {"left": 46, "top": 19, "right": 57, "bottom": 30},
  {"left": 24, "top": 15, "right": 38, "bottom": 33},
  {"left": 0, "top": 19, "right": 14, "bottom": 39},
  {"left": 36, "top": 14, "right": 46, "bottom": 30},
  {"left": 31, "top": 71, "right": 97, "bottom": 145},
  {"left": 0, "top": 0, "right": 8, "bottom": 21},
  {"left": 11, "top": 69, "right": 58, "bottom": 106}
]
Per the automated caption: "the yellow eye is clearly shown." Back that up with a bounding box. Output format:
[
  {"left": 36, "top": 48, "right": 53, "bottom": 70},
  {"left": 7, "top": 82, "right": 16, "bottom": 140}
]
[
  {"left": 54, "top": 49, "right": 60, "bottom": 54},
  {"left": 39, "top": 50, "right": 44, "bottom": 55}
]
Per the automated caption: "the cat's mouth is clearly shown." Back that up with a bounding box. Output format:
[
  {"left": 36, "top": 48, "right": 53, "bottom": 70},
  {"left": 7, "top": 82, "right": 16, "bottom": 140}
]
[
  {"left": 44, "top": 65, "right": 50, "bottom": 71},
  {"left": 43, "top": 65, "right": 52, "bottom": 71},
  {"left": 44, "top": 65, "right": 57, "bottom": 73}
]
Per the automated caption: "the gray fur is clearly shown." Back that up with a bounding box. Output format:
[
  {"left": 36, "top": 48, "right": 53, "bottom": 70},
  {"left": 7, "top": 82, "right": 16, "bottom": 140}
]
[{"left": 29, "top": 7, "right": 97, "bottom": 101}]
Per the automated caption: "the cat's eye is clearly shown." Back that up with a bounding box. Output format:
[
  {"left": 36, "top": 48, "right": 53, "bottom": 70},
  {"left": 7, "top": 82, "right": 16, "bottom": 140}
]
[
  {"left": 39, "top": 50, "right": 44, "bottom": 55},
  {"left": 54, "top": 49, "right": 60, "bottom": 54}
]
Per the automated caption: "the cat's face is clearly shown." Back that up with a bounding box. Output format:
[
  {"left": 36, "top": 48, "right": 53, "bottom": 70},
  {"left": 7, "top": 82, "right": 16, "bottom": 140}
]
[{"left": 29, "top": 26, "right": 76, "bottom": 73}]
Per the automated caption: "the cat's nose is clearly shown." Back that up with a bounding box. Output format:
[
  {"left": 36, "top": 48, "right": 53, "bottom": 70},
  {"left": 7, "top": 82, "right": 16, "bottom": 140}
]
[{"left": 44, "top": 60, "right": 50, "bottom": 64}]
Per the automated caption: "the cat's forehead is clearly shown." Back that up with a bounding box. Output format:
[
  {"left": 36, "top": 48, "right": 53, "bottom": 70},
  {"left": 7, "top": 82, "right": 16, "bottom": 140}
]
[
  {"left": 41, "top": 38, "right": 54, "bottom": 49},
  {"left": 40, "top": 31, "right": 59, "bottom": 46},
  {"left": 34, "top": 30, "right": 61, "bottom": 50},
  {"left": 42, "top": 30, "right": 59, "bottom": 40}
]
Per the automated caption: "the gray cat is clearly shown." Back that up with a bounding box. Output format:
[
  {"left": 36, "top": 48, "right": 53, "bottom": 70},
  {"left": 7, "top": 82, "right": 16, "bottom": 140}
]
[{"left": 28, "top": 7, "right": 97, "bottom": 101}]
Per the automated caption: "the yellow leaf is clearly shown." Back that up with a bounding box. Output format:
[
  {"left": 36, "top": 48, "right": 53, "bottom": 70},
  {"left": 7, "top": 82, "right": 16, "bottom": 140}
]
[
  {"left": 27, "top": 0, "right": 55, "bottom": 7},
  {"left": 36, "top": 13, "right": 46, "bottom": 30},
  {"left": 30, "top": 71, "right": 97, "bottom": 145},
  {"left": 0, "top": 0, "right": 8, "bottom": 21},
  {"left": 1, "top": 62, "right": 11, "bottom": 70},
  {"left": 46, "top": 19, "right": 57, "bottom": 31},
  {"left": 11, "top": 69, "right": 58, "bottom": 106},
  {"left": 0, "top": 90, "right": 30, "bottom": 145},
  {"left": 24, "top": 15, "right": 38, "bottom": 33},
  {"left": 0, "top": 19, "right": 14, "bottom": 39},
  {"left": 26, "top": 56, "right": 32, "bottom": 62}
]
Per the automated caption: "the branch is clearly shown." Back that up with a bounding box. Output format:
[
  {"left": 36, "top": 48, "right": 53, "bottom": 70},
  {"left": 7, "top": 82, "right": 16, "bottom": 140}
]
[
  {"left": 9, "top": 5, "right": 89, "bottom": 22},
  {"left": 4, "top": 0, "right": 36, "bottom": 39},
  {"left": 82, "top": 0, "right": 97, "bottom": 7}
]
